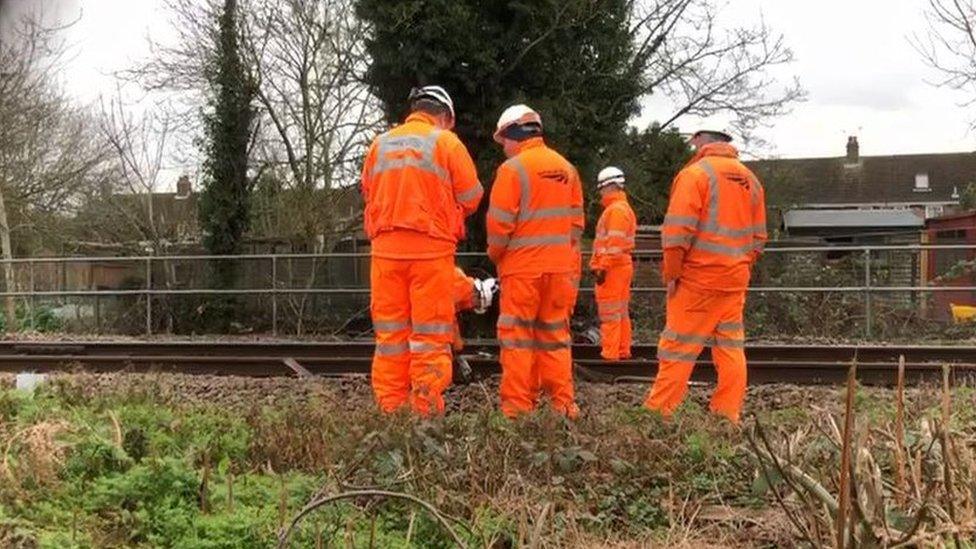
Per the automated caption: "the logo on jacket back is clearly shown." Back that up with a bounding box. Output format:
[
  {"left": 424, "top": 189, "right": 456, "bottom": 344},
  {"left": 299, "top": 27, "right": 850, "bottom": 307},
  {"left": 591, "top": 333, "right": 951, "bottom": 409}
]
[
  {"left": 539, "top": 170, "right": 569, "bottom": 184},
  {"left": 724, "top": 172, "right": 751, "bottom": 191}
]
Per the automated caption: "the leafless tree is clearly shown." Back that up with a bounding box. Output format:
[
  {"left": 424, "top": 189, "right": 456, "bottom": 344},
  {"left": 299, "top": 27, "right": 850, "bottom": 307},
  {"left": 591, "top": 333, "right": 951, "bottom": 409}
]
[
  {"left": 0, "top": 13, "right": 109, "bottom": 329},
  {"left": 93, "top": 93, "right": 179, "bottom": 251},
  {"left": 129, "top": 0, "right": 379, "bottom": 334},
  {"left": 628, "top": 0, "right": 805, "bottom": 143},
  {"left": 913, "top": 0, "right": 976, "bottom": 123},
  {"left": 243, "top": 0, "right": 378, "bottom": 244},
  {"left": 129, "top": 0, "right": 376, "bottom": 243}
]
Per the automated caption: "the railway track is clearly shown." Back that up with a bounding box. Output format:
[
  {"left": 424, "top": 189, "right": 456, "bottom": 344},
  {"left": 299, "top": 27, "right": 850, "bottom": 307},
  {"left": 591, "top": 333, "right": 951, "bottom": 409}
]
[{"left": 1, "top": 340, "right": 975, "bottom": 385}]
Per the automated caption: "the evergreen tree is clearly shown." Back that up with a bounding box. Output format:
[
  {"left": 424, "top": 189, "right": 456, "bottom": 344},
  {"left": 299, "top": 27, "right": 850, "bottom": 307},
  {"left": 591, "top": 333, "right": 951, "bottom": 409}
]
[
  {"left": 198, "top": 0, "right": 256, "bottom": 329},
  {"left": 355, "top": 0, "right": 642, "bottom": 248},
  {"left": 599, "top": 126, "right": 690, "bottom": 227}
]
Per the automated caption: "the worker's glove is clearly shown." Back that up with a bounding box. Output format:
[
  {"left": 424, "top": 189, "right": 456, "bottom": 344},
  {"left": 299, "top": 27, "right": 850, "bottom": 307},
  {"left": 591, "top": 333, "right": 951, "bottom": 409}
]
[
  {"left": 473, "top": 278, "right": 499, "bottom": 313},
  {"left": 594, "top": 270, "right": 607, "bottom": 285}
]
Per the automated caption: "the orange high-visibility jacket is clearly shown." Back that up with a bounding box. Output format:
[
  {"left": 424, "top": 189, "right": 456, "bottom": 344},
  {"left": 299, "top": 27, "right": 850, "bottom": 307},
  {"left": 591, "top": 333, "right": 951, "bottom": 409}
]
[
  {"left": 361, "top": 112, "right": 483, "bottom": 259},
  {"left": 486, "top": 138, "right": 584, "bottom": 276},
  {"left": 661, "top": 143, "right": 767, "bottom": 291},
  {"left": 590, "top": 190, "right": 637, "bottom": 271}
]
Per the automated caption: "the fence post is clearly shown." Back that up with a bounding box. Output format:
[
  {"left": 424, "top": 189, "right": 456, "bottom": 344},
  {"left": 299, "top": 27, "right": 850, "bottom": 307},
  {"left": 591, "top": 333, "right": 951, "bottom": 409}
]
[
  {"left": 271, "top": 255, "right": 278, "bottom": 337},
  {"left": 864, "top": 248, "right": 872, "bottom": 339},
  {"left": 145, "top": 257, "right": 152, "bottom": 336},
  {"left": 28, "top": 260, "right": 34, "bottom": 331}
]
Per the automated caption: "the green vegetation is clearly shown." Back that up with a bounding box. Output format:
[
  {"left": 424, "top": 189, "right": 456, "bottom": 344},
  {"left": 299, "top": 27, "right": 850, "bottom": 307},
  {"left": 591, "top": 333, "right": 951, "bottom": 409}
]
[
  {"left": 198, "top": 0, "right": 258, "bottom": 330},
  {"left": 1, "top": 376, "right": 973, "bottom": 547},
  {"left": 356, "top": 0, "right": 644, "bottom": 248}
]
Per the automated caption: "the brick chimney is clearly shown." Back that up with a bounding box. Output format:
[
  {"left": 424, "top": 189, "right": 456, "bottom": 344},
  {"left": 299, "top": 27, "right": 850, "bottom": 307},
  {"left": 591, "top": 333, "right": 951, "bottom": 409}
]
[
  {"left": 176, "top": 175, "right": 192, "bottom": 198},
  {"left": 846, "top": 136, "right": 859, "bottom": 163}
]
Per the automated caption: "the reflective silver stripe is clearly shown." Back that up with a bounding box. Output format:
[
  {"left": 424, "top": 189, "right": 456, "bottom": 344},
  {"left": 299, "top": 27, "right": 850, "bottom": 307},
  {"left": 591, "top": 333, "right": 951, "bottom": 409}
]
[
  {"left": 704, "top": 224, "right": 762, "bottom": 238},
  {"left": 662, "top": 234, "right": 694, "bottom": 248},
  {"left": 712, "top": 337, "right": 745, "bottom": 349},
  {"left": 661, "top": 328, "right": 712, "bottom": 346},
  {"left": 571, "top": 226, "right": 583, "bottom": 240},
  {"left": 373, "top": 131, "right": 449, "bottom": 181},
  {"left": 535, "top": 340, "right": 571, "bottom": 351},
  {"left": 748, "top": 173, "right": 763, "bottom": 204},
  {"left": 500, "top": 338, "right": 571, "bottom": 350},
  {"left": 662, "top": 328, "right": 744, "bottom": 348},
  {"left": 657, "top": 348, "right": 699, "bottom": 362},
  {"left": 521, "top": 206, "right": 584, "bottom": 221},
  {"left": 507, "top": 234, "right": 571, "bottom": 249},
  {"left": 487, "top": 235, "right": 510, "bottom": 247},
  {"left": 455, "top": 183, "right": 483, "bottom": 203},
  {"left": 413, "top": 322, "right": 454, "bottom": 335},
  {"left": 692, "top": 239, "right": 760, "bottom": 257},
  {"left": 489, "top": 206, "right": 517, "bottom": 224},
  {"left": 409, "top": 341, "right": 451, "bottom": 353},
  {"left": 604, "top": 230, "right": 632, "bottom": 239},
  {"left": 699, "top": 160, "right": 720, "bottom": 234},
  {"left": 663, "top": 214, "right": 699, "bottom": 228},
  {"left": 498, "top": 314, "right": 566, "bottom": 331},
  {"left": 599, "top": 313, "right": 624, "bottom": 322},
  {"left": 598, "top": 246, "right": 625, "bottom": 255},
  {"left": 374, "top": 320, "right": 409, "bottom": 332},
  {"left": 508, "top": 157, "right": 531, "bottom": 220},
  {"left": 375, "top": 342, "right": 409, "bottom": 356},
  {"left": 500, "top": 338, "right": 536, "bottom": 349},
  {"left": 717, "top": 321, "right": 744, "bottom": 332},
  {"left": 373, "top": 157, "right": 448, "bottom": 180}
]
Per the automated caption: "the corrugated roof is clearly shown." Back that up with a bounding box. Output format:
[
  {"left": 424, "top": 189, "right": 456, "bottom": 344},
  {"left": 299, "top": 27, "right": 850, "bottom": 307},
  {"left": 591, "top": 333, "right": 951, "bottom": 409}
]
[
  {"left": 783, "top": 209, "right": 924, "bottom": 229},
  {"left": 746, "top": 151, "right": 973, "bottom": 206}
]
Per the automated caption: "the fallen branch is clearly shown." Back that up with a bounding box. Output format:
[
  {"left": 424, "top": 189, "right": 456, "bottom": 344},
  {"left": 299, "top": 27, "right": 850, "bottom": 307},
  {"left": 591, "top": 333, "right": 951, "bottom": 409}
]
[{"left": 276, "top": 489, "right": 468, "bottom": 549}]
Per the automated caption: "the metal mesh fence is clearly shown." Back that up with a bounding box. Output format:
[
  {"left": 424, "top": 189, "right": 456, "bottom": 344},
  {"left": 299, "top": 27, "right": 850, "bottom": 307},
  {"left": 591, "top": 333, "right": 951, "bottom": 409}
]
[{"left": 1, "top": 245, "right": 974, "bottom": 341}]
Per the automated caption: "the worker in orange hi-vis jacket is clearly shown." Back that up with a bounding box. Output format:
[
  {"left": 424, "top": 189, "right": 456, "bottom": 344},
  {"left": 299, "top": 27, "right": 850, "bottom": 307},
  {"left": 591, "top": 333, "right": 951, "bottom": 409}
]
[
  {"left": 590, "top": 166, "right": 638, "bottom": 361},
  {"left": 486, "top": 104, "right": 585, "bottom": 419},
  {"left": 644, "top": 129, "right": 767, "bottom": 424},
  {"left": 361, "top": 85, "right": 483, "bottom": 416}
]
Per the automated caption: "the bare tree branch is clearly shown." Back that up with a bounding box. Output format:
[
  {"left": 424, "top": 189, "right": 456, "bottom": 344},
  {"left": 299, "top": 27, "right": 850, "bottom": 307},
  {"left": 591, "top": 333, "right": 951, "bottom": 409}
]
[
  {"left": 912, "top": 0, "right": 976, "bottom": 124},
  {"left": 630, "top": 0, "right": 805, "bottom": 144}
]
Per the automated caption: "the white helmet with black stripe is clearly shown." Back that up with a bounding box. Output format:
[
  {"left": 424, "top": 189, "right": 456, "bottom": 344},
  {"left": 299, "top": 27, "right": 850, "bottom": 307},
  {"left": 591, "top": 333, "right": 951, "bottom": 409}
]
[
  {"left": 596, "top": 166, "right": 625, "bottom": 190},
  {"left": 408, "top": 85, "right": 455, "bottom": 121}
]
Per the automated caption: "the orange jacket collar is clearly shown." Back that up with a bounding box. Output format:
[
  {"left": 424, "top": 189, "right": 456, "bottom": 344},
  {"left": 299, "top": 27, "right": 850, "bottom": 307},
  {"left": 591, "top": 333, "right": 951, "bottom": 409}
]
[
  {"left": 405, "top": 111, "right": 438, "bottom": 127},
  {"left": 687, "top": 142, "right": 739, "bottom": 166},
  {"left": 601, "top": 189, "right": 627, "bottom": 208},
  {"left": 512, "top": 136, "right": 546, "bottom": 155}
]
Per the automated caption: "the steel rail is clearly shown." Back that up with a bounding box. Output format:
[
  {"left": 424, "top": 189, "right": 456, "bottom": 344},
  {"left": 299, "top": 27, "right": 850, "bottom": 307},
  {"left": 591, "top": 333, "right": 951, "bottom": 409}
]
[{"left": 1, "top": 340, "right": 974, "bottom": 386}]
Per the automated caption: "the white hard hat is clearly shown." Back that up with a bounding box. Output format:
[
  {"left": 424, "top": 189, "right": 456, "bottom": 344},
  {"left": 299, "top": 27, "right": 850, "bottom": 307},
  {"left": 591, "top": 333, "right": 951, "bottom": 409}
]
[
  {"left": 493, "top": 104, "right": 542, "bottom": 144},
  {"left": 408, "top": 85, "right": 455, "bottom": 120},
  {"left": 690, "top": 129, "right": 732, "bottom": 143},
  {"left": 596, "top": 166, "right": 625, "bottom": 189}
]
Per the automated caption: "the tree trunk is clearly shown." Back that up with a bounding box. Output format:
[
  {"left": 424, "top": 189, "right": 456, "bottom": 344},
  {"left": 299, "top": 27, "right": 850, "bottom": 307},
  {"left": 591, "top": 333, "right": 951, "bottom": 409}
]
[{"left": 0, "top": 184, "right": 17, "bottom": 331}]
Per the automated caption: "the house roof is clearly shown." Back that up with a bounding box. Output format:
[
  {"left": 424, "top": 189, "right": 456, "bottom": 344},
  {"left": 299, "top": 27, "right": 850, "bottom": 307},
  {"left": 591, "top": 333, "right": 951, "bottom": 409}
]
[
  {"left": 783, "top": 208, "right": 924, "bottom": 230},
  {"left": 746, "top": 151, "right": 974, "bottom": 206}
]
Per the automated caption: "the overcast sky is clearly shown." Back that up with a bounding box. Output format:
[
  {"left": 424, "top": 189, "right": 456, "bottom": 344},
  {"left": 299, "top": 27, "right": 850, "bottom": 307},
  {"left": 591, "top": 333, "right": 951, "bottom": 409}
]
[{"left": 5, "top": 0, "right": 975, "bottom": 160}]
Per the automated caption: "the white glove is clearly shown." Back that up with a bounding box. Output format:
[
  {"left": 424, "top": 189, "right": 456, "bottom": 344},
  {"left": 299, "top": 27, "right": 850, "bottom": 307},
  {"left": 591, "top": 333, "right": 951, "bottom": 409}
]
[{"left": 473, "top": 278, "right": 498, "bottom": 313}]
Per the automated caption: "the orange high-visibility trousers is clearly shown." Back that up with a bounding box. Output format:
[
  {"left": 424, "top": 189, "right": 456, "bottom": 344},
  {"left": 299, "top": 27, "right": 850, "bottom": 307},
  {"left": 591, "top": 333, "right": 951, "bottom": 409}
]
[
  {"left": 371, "top": 255, "right": 454, "bottom": 415},
  {"left": 595, "top": 263, "right": 633, "bottom": 360},
  {"left": 644, "top": 282, "right": 747, "bottom": 423},
  {"left": 498, "top": 273, "right": 578, "bottom": 419}
]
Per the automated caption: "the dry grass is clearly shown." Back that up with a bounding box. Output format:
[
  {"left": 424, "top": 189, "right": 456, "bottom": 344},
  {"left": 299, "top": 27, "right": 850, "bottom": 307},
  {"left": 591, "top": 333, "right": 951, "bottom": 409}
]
[
  {"left": 2, "top": 419, "right": 73, "bottom": 493},
  {"left": 4, "top": 371, "right": 976, "bottom": 547}
]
